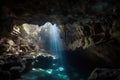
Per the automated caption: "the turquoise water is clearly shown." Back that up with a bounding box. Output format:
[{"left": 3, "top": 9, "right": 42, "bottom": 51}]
[{"left": 21, "top": 65, "right": 70, "bottom": 80}]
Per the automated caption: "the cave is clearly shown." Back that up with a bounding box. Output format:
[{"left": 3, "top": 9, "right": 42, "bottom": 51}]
[{"left": 0, "top": 0, "right": 120, "bottom": 80}]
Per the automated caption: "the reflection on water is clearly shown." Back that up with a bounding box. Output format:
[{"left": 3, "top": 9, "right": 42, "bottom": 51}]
[{"left": 21, "top": 64, "right": 69, "bottom": 80}]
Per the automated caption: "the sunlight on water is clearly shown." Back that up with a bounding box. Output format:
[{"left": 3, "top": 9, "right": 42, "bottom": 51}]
[{"left": 21, "top": 67, "right": 70, "bottom": 80}]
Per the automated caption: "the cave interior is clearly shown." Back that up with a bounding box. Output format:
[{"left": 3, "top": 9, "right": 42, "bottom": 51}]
[{"left": 0, "top": 0, "right": 120, "bottom": 80}]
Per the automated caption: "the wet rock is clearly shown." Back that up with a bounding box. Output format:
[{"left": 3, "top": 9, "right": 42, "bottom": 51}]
[{"left": 88, "top": 68, "right": 120, "bottom": 80}]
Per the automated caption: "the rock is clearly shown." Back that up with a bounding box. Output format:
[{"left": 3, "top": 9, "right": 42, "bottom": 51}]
[
  {"left": 88, "top": 68, "right": 120, "bottom": 80},
  {"left": 0, "top": 70, "right": 11, "bottom": 80}
]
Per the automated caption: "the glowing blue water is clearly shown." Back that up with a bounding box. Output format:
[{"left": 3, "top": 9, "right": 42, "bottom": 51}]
[{"left": 21, "top": 67, "right": 70, "bottom": 80}]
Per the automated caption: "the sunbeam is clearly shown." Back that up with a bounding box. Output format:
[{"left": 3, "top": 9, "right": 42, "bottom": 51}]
[{"left": 20, "top": 22, "right": 70, "bottom": 80}]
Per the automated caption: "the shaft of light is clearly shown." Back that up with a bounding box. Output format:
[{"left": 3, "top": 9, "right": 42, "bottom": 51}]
[{"left": 49, "top": 23, "right": 62, "bottom": 57}]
